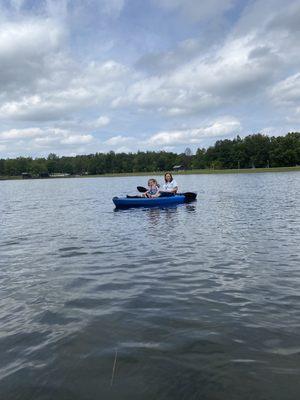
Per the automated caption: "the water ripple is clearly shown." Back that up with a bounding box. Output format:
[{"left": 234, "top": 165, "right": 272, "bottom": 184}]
[{"left": 1, "top": 173, "right": 300, "bottom": 399}]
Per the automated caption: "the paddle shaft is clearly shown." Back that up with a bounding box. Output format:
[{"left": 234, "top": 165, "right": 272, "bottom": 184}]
[{"left": 136, "top": 186, "right": 196, "bottom": 201}]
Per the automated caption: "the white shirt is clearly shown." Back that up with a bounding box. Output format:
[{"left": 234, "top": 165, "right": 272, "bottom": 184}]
[{"left": 162, "top": 179, "right": 178, "bottom": 191}]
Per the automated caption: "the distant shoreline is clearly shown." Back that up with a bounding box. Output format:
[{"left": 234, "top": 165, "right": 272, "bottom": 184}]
[{"left": 1, "top": 166, "right": 300, "bottom": 181}]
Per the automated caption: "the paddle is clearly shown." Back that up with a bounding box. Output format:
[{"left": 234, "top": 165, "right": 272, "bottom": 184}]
[
  {"left": 136, "top": 186, "right": 197, "bottom": 201},
  {"left": 137, "top": 186, "right": 147, "bottom": 193},
  {"left": 180, "top": 192, "right": 197, "bottom": 201},
  {"left": 137, "top": 186, "right": 174, "bottom": 197},
  {"left": 136, "top": 186, "right": 174, "bottom": 198}
]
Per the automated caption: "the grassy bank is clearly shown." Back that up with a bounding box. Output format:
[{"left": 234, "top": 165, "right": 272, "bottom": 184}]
[
  {"left": 0, "top": 175, "right": 22, "bottom": 180},
  {"left": 1, "top": 166, "right": 300, "bottom": 181}
]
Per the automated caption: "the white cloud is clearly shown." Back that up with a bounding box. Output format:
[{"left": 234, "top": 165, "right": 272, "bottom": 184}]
[
  {"left": 0, "top": 127, "right": 96, "bottom": 156},
  {"left": 0, "top": 10, "right": 132, "bottom": 123},
  {"left": 126, "top": 1, "right": 300, "bottom": 121},
  {"left": 0, "top": 89, "right": 92, "bottom": 121},
  {"left": 114, "top": 146, "right": 133, "bottom": 153},
  {"left": 113, "top": 75, "right": 221, "bottom": 115},
  {"left": 0, "top": 127, "right": 42, "bottom": 140},
  {"left": 94, "top": 116, "right": 110, "bottom": 128},
  {"left": 101, "top": 117, "right": 241, "bottom": 153},
  {"left": 0, "top": 19, "right": 66, "bottom": 89},
  {"left": 0, "top": 58, "right": 132, "bottom": 122},
  {"left": 270, "top": 73, "right": 300, "bottom": 105},
  {"left": 115, "top": 32, "right": 281, "bottom": 117},
  {"left": 85, "top": 60, "right": 130, "bottom": 81},
  {"left": 104, "top": 135, "right": 133, "bottom": 146},
  {"left": 147, "top": 117, "right": 241, "bottom": 145},
  {"left": 171, "top": 35, "right": 281, "bottom": 95},
  {"left": 60, "top": 134, "right": 93, "bottom": 145},
  {"left": 232, "top": 0, "right": 300, "bottom": 63},
  {"left": 259, "top": 126, "right": 290, "bottom": 137},
  {"left": 269, "top": 73, "right": 300, "bottom": 122}
]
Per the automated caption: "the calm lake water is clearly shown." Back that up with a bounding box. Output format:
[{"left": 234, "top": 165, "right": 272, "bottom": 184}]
[{"left": 1, "top": 172, "right": 300, "bottom": 400}]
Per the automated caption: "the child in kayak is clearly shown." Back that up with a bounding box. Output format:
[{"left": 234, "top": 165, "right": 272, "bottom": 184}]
[{"left": 143, "top": 179, "right": 161, "bottom": 198}]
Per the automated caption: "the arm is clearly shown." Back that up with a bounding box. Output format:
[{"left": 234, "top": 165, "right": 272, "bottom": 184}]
[
  {"left": 171, "top": 180, "right": 178, "bottom": 193},
  {"left": 150, "top": 191, "right": 161, "bottom": 198}
]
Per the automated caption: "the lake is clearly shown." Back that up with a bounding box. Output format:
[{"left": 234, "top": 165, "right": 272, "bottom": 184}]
[{"left": 1, "top": 172, "right": 300, "bottom": 400}]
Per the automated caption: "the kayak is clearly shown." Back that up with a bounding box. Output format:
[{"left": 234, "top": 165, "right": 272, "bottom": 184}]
[{"left": 113, "top": 194, "right": 187, "bottom": 208}]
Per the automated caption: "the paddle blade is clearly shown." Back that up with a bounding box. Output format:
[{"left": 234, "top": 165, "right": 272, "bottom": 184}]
[
  {"left": 137, "top": 186, "right": 147, "bottom": 193},
  {"left": 181, "top": 192, "right": 197, "bottom": 201}
]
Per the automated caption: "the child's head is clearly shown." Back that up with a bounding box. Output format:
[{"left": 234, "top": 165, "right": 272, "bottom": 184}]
[{"left": 148, "top": 178, "right": 157, "bottom": 187}]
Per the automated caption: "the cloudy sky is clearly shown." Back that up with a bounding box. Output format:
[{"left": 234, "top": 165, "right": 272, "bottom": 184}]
[{"left": 0, "top": 0, "right": 299, "bottom": 157}]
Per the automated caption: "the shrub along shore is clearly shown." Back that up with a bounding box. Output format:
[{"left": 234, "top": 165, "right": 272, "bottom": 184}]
[
  {"left": 0, "top": 132, "right": 299, "bottom": 179},
  {"left": 1, "top": 166, "right": 300, "bottom": 181}
]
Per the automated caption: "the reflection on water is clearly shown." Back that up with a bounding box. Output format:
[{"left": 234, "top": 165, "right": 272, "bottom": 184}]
[{"left": 0, "top": 172, "right": 300, "bottom": 400}]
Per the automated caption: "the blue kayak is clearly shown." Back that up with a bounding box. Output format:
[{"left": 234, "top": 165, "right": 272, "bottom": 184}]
[{"left": 113, "top": 194, "right": 186, "bottom": 208}]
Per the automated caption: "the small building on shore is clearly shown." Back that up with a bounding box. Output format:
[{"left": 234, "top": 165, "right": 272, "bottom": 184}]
[
  {"left": 173, "top": 165, "right": 185, "bottom": 171},
  {"left": 49, "top": 173, "right": 71, "bottom": 178},
  {"left": 22, "top": 172, "right": 32, "bottom": 179}
]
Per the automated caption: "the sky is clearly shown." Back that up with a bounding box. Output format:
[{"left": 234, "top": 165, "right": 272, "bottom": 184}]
[{"left": 0, "top": 0, "right": 300, "bottom": 157}]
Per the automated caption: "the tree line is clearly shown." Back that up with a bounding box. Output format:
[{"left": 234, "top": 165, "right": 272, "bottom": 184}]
[{"left": 0, "top": 132, "right": 299, "bottom": 177}]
